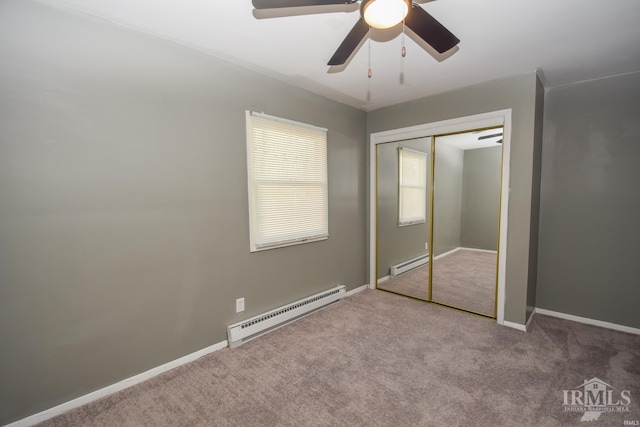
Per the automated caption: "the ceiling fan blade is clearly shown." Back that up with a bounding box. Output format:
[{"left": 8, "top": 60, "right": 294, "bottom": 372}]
[
  {"left": 478, "top": 133, "right": 503, "bottom": 140},
  {"left": 405, "top": 5, "right": 459, "bottom": 54},
  {"left": 252, "top": 0, "right": 355, "bottom": 9},
  {"left": 328, "top": 18, "right": 369, "bottom": 66}
]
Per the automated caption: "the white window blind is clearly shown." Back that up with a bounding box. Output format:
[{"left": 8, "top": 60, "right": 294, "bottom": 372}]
[
  {"left": 398, "top": 147, "right": 428, "bottom": 226},
  {"left": 246, "top": 111, "right": 328, "bottom": 251}
]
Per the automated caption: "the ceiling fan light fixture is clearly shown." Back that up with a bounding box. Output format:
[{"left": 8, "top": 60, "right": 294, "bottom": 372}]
[{"left": 361, "top": 0, "right": 411, "bottom": 30}]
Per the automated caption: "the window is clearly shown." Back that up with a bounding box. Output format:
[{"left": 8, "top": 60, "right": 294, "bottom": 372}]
[
  {"left": 246, "top": 111, "right": 328, "bottom": 252},
  {"left": 398, "top": 147, "right": 427, "bottom": 226}
]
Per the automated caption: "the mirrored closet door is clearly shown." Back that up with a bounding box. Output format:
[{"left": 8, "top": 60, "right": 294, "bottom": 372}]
[
  {"left": 376, "top": 138, "right": 430, "bottom": 300},
  {"left": 375, "top": 128, "right": 503, "bottom": 319},
  {"left": 430, "top": 129, "right": 503, "bottom": 317}
]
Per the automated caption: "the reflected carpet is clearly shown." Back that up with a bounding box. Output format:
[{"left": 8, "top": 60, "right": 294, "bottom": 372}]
[{"left": 378, "top": 249, "right": 496, "bottom": 316}]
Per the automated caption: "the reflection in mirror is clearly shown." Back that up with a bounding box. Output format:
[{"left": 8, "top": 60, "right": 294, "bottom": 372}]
[
  {"left": 431, "top": 128, "right": 503, "bottom": 317},
  {"left": 376, "top": 138, "right": 430, "bottom": 300},
  {"left": 398, "top": 147, "right": 428, "bottom": 227}
]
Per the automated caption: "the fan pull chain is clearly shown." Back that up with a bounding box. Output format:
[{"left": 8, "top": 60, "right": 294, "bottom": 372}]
[
  {"left": 367, "top": 28, "right": 372, "bottom": 78},
  {"left": 401, "top": 20, "right": 406, "bottom": 58},
  {"left": 399, "top": 19, "right": 406, "bottom": 85}
]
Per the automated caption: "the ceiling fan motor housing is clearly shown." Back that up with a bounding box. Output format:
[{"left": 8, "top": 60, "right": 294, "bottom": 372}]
[{"left": 360, "top": 0, "right": 412, "bottom": 29}]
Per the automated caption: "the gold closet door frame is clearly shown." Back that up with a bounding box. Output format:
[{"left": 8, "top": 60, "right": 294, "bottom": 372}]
[
  {"left": 369, "top": 109, "right": 512, "bottom": 325},
  {"left": 373, "top": 127, "right": 503, "bottom": 320}
]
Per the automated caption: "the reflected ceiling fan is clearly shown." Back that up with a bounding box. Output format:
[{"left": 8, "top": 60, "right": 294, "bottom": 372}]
[
  {"left": 478, "top": 131, "right": 503, "bottom": 144},
  {"left": 252, "top": 0, "right": 460, "bottom": 67}
]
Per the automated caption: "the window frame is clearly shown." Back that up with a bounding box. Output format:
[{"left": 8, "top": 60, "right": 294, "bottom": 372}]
[{"left": 245, "top": 111, "right": 329, "bottom": 252}]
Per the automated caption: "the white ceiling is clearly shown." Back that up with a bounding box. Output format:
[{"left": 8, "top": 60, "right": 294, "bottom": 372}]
[
  {"left": 440, "top": 128, "right": 503, "bottom": 150},
  {"left": 43, "top": 0, "right": 640, "bottom": 111}
]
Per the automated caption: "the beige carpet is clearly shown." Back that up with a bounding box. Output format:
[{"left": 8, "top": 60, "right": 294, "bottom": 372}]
[
  {"left": 377, "top": 259, "right": 430, "bottom": 300},
  {"left": 378, "top": 249, "right": 496, "bottom": 315},
  {"left": 39, "top": 290, "right": 640, "bottom": 426}
]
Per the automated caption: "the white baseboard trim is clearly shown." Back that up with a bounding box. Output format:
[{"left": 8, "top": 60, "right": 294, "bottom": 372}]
[
  {"left": 9, "top": 284, "right": 371, "bottom": 426},
  {"left": 535, "top": 308, "right": 640, "bottom": 335},
  {"left": 6, "top": 340, "right": 229, "bottom": 427},
  {"left": 432, "top": 247, "right": 497, "bottom": 262},
  {"left": 503, "top": 320, "right": 527, "bottom": 332},
  {"left": 376, "top": 275, "right": 390, "bottom": 285},
  {"left": 526, "top": 309, "right": 536, "bottom": 330},
  {"left": 345, "top": 284, "right": 369, "bottom": 297},
  {"left": 432, "top": 247, "right": 460, "bottom": 261},
  {"left": 459, "top": 247, "right": 498, "bottom": 254},
  {"left": 501, "top": 309, "right": 536, "bottom": 332}
]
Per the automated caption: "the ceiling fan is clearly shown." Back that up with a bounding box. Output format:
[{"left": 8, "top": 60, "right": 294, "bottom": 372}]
[
  {"left": 252, "top": 0, "right": 460, "bottom": 67},
  {"left": 478, "top": 131, "right": 503, "bottom": 144}
]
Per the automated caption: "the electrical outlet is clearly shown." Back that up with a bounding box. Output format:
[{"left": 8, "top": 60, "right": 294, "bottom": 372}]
[
  {"left": 236, "top": 297, "right": 245, "bottom": 313},
  {"left": 425, "top": 242, "right": 429, "bottom": 250}
]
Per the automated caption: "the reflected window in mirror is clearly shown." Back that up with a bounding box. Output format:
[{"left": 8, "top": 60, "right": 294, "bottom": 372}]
[{"left": 398, "top": 147, "right": 428, "bottom": 227}]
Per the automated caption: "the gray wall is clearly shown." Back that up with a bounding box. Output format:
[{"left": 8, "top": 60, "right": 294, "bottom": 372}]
[
  {"left": 461, "top": 146, "right": 502, "bottom": 250},
  {"left": 376, "top": 139, "right": 429, "bottom": 280},
  {"left": 536, "top": 71, "right": 640, "bottom": 329},
  {"left": 13, "top": 0, "right": 634, "bottom": 422},
  {"left": 432, "top": 141, "right": 463, "bottom": 255},
  {"left": 368, "top": 72, "right": 543, "bottom": 325},
  {"left": 0, "top": 1, "right": 367, "bottom": 424}
]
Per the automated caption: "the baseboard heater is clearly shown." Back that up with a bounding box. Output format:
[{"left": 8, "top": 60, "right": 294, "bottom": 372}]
[
  {"left": 390, "top": 253, "right": 429, "bottom": 277},
  {"left": 227, "top": 285, "right": 346, "bottom": 348}
]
